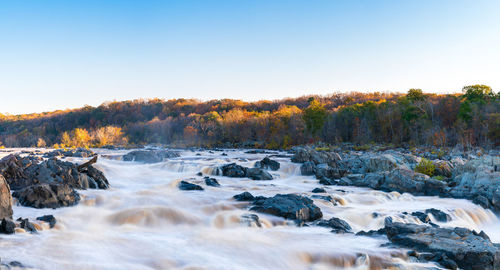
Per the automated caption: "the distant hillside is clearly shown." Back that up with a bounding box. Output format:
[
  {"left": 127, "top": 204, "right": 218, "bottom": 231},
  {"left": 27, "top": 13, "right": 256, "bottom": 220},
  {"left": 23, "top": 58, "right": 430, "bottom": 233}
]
[{"left": 0, "top": 86, "right": 498, "bottom": 148}]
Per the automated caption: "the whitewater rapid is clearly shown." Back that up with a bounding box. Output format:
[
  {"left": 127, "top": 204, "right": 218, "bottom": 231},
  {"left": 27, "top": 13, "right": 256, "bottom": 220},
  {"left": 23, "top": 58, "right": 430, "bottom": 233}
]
[{"left": 0, "top": 149, "right": 498, "bottom": 270}]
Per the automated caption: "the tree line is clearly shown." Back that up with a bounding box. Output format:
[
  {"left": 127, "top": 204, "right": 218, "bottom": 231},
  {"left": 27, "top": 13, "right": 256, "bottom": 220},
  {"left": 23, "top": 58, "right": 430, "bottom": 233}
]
[{"left": 0, "top": 85, "right": 498, "bottom": 149}]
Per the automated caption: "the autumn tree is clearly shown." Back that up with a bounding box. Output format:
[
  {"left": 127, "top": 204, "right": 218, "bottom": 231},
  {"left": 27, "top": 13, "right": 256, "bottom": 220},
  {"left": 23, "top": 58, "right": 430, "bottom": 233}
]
[{"left": 303, "top": 98, "right": 328, "bottom": 136}]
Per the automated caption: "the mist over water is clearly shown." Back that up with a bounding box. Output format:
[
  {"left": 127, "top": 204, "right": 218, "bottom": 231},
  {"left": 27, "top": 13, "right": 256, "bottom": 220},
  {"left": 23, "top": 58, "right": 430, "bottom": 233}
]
[{"left": 0, "top": 149, "right": 498, "bottom": 269}]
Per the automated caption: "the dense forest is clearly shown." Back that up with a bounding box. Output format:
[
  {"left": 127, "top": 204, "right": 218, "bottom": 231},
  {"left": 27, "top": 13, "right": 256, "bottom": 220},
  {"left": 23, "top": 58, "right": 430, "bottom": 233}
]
[{"left": 0, "top": 85, "right": 498, "bottom": 149}]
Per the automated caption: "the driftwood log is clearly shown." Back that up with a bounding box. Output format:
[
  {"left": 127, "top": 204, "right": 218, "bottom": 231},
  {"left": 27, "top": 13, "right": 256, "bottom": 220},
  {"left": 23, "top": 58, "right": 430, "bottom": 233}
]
[{"left": 77, "top": 156, "right": 97, "bottom": 172}]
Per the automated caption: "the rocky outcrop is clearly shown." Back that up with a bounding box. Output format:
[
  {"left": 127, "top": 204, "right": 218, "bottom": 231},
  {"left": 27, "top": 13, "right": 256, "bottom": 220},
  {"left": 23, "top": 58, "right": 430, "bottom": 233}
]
[
  {"left": 250, "top": 194, "right": 322, "bottom": 222},
  {"left": 0, "top": 155, "right": 109, "bottom": 191},
  {"left": 178, "top": 181, "right": 203, "bottom": 191},
  {"left": 43, "top": 148, "right": 95, "bottom": 158},
  {"left": 384, "top": 218, "right": 500, "bottom": 270},
  {"left": 254, "top": 157, "right": 280, "bottom": 171},
  {"left": 0, "top": 175, "right": 13, "bottom": 219},
  {"left": 339, "top": 168, "right": 448, "bottom": 197},
  {"left": 220, "top": 163, "right": 273, "bottom": 180},
  {"left": 122, "top": 149, "right": 180, "bottom": 163},
  {"left": 13, "top": 184, "right": 80, "bottom": 208}
]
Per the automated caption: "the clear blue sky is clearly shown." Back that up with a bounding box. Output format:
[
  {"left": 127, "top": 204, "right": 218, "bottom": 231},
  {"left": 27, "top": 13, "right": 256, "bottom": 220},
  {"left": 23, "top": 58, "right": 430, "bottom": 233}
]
[{"left": 1, "top": 0, "right": 499, "bottom": 114}]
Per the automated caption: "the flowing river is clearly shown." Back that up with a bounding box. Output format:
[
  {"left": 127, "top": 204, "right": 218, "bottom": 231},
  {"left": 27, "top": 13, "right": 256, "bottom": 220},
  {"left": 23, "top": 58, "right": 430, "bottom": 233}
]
[{"left": 0, "top": 149, "right": 498, "bottom": 270}]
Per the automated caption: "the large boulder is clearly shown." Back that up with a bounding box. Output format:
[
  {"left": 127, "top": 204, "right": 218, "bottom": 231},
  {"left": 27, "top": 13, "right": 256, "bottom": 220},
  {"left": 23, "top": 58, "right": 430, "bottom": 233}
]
[
  {"left": 254, "top": 157, "right": 280, "bottom": 171},
  {"left": 122, "top": 150, "right": 180, "bottom": 163},
  {"left": 250, "top": 194, "right": 323, "bottom": 222},
  {"left": 384, "top": 218, "right": 500, "bottom": 270},
  {"left": 0, "top": 176, "right": 13, "bottom": 219},
  {"left": 220, "top": 163, "right": 273, "bottom": 180},
  {"left": 291, "top": 147, "right": 341, "bottom": 166},
  {"left": 13, "top": 184, "right": 80, "bottom": 208}
]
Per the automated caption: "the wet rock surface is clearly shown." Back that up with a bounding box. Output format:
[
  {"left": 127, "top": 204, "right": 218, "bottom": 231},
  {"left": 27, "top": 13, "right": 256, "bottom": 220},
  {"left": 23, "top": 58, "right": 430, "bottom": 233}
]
[
  {"left": 220, "top": 163, "right": 273, "bottom": 180},
  {"left": 316, "top": 217, "right": 352, "bottom": 233},
  {"left": 384, "top": 218, "right": 500, "bottom": 270},
  {"left": 43, "top": 148, "right": 95, "bottom": 158},
  {"left": 250, "top": 194, "right": 323, "bottom": 222},
  {"left": 13, "top": 184, "right": 81, "bottom": 208},
  {"left": 36, "top": 215, "right": 57, "bottom": 228},
  {"left": 122, "top": 149, "right": 180, "bottom": 163},
  {"left": 254, "top": 157, "right": 280, "bottom": 171},
  {"left": 204, "top": 177, "right": 220, "bottom": 187},
  {"left": 178, "top": 180, "right": 204, "bottom": 191}
]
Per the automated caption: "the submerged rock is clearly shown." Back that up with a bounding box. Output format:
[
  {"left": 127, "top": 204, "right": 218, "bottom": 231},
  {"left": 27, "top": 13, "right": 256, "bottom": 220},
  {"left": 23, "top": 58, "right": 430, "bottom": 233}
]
[
  {"left": 36, "top": 215, "right": 57, "bottom": 228},
  {"left": 425, "top": 208, "right": 451, "bottom": 222},
  {"left": 19, "top": 218, "right": 37, "bottom": 233},
  {"left": 13, "top": 184, "right": 80, "bottom": 208},
  {"left": 254, "top": 157, "right": 280, "bottom": 171},
  {"left": 316, "top": 217, "right": 352, "bottom": 233},
  {"left": 250, "top": 194, "right": 323, "bottom": 222},
  {"left": 240, "top": 214, "right": 262, "bottom": 227},
  {"left": 122, "top": 150, "right": 180, "bottom": 163},
  {"left": 178, "top": 181, "right": 204, "bottom": 191},
  {"left": 204, "top": 177, "right": 220, "bottom": 187},
  {"left": 233, "top": 192, "right": 255, "bottom": 201},
  {"left": 384, "top": 218, "right": 500, "bottom": 270},
  {"left": 311, "top": 187, "right": 326, "bottom": 193}
]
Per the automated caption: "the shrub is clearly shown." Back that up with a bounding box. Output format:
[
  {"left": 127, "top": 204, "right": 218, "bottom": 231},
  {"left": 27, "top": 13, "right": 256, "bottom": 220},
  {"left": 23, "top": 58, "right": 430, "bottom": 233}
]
[{"left": 415, "top": 158, "right": 435, "bottom": 177}]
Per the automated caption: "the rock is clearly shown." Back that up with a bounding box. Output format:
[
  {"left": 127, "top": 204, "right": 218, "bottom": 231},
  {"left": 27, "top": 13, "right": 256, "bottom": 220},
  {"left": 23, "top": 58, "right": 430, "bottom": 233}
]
[
  {"left": 220, "top": 163, "right": 273, "bottom": 180},
  {"left": 310, "top": 195, "right": 335, "bottom": 203},
  {"left": 122, "top": 150, "right": 180, "bottom": 163},
  {"left": 0, "top": 175, "right": 13, "bottom": 219},
  {"left": 19, "top": 218, "right": 37, "bottom": 233},
  {"left": 425, "top": 208, "right": 451, "bottom": 222},
  {"left": 291, "top": 147, "right": 341, "bottom": 166},
  {"left": 36, "top": 215, "right": 57, "bottom": 228},
  {"left": 178, "top": 181, "right": 203, "bottom": 191},
  {"left": 0, "top": 218, "right": 15, "bottom": 234},
  {"left": 384, "top": 219, "right": 500, "bottom": 270},
  {"left": 311, "top": 188, "right": 326, "bottom": 193},
  {"left": 317, "top": 217, "right": 352, "bottom": 233},
  {"left": 315, "top": 163, "right": 344, "bottom": 180},
  {"left": 43, "top": 148, "right": 95, "bottom": 158},
  {"left": 246, "top": 168, "right": 273, "bottom": 180},
  {"left": 433, "top": 160, "right": 453, "bottom": 178},
  {"left": 221, "top": 163, "right": 247, "bottom": 178},
  {"left": 411, "top": 212, "right": 430, "bottom": 223},
  {"left": 80, "top": 165, "right": 110, "bottom": 189},
  {"left": 204, "top": 177, "right": 220, "bottom": 187},
  {"left": 250, "top": 194, "right": 323, "bottom": 222},
  {"left": 254, "top": 157, "right": 280, "bottom": 171},
  {"left": 233, "top": 192, "right": 255, "bottom": 201},
  {"left": 240, "top": 214, "right": 262, "bottom": 227},
  {"left": 12, "top": 184, "right": 80, "bottom": 208},
  {"left": 473, "top": 195, "right": 491, "bottom": 209},
  {"left": 300, "top": 161, "right": 316, "bottom": 176}
]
